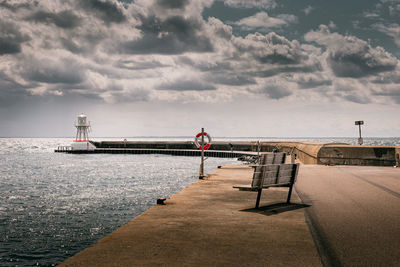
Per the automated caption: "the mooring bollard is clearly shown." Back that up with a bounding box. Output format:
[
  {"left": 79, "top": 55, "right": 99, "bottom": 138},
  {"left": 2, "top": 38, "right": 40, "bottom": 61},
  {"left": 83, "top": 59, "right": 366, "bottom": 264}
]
[{"left": 157, "top": 198, "right": 167, "bottom": 205}]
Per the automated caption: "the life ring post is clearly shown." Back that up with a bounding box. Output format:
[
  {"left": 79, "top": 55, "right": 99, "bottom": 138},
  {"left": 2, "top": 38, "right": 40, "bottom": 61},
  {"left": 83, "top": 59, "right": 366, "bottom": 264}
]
[
  {"left": 194, "top": 128, "right": 212, "bottom": 179},
  {"left": 200, "top": 127, "right": 205, "bottom": 179}
]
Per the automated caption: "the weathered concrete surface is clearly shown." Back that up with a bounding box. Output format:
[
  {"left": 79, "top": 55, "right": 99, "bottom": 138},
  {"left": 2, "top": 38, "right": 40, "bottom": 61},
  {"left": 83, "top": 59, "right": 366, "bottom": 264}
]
[
  {"left": 317, "top": 145, "right": 398, "bottom": 166},
  {"left": 60, "top": 165, "right": 321, "bottom": 266},
  {"left": 295, "top": 164, "right": 400, "bottom": 266}
]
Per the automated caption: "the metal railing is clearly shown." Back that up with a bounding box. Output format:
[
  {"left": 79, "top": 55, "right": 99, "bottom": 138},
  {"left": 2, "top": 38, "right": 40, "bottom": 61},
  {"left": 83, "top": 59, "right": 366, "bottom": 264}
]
[{"left": 56, "top": 146, "right": 72, "bottom": 151}]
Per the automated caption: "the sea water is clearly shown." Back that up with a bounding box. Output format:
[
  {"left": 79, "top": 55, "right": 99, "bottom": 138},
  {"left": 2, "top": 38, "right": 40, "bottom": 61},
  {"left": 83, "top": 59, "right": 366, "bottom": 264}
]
[{"left": 1, "top": 137, "right": 399, "bottom": 266}]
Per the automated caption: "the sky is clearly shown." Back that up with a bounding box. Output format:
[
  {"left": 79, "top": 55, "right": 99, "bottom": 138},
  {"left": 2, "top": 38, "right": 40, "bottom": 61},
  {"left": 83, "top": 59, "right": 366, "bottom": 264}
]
[{"left": 0, "top": 0, "right": 399, "bottom": 138}]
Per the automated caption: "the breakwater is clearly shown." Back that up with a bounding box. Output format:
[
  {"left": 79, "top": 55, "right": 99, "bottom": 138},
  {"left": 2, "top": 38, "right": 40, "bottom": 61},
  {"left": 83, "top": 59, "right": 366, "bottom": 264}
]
[
  {"left": 55, "top": 148, "right": 256, "bottom": 158},
  {"left": 56, "top": 141, "right": 400, "bottom": 166}
]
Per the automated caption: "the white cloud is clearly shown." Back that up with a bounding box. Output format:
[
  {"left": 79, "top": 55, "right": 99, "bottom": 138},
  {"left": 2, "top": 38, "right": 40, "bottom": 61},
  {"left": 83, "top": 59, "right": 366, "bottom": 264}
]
[
  {"left": 223, "top": 0, "right": 276, "bottom": 9},
  {"left": 305, "top": 25, "right": 398, "bottom": 78},
  {"left": 235, "top": 12, "right": 296, "bottom": 29},
  {"left": 375, "top": 23, "right": 400, "bottom": 47}
]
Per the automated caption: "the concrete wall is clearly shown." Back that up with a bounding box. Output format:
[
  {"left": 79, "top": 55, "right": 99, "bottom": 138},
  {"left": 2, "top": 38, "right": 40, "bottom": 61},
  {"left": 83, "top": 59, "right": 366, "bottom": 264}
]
[
  {"left": 90, "top": 141, "right": 399, "bottom": 166},
  {"left": 317, "top": 145, "right": 397, "bottom": 166},
  {"left": 259, "top": 142, "right": 398, "bottom": 166}
]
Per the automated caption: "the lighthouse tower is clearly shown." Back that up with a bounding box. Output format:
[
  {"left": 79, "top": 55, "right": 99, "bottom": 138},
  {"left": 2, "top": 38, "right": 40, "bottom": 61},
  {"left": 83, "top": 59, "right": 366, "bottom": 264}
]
[
  {"left": 71, "top": 114, "right": 96, "bottom": 150},
  {"left": 75, "top": 114, "right": 90, "bottom": 141}
]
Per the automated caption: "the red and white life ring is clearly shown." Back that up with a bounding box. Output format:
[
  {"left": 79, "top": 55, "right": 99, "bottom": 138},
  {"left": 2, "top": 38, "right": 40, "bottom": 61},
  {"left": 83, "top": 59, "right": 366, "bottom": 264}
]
[{"left": 194, "top": 132, "right": 212, "bottom": 150}]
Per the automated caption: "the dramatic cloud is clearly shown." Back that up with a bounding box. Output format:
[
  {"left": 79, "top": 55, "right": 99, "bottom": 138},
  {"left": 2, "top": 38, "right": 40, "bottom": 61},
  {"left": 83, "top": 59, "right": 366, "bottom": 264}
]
[
  {"left": 22, "top": 57, "right": 86, "bottom": 85},
  {"left": 121, "top": 15, "right": 213, "bottom": 54},
  {"left": 0, "top": 0, "right": 34, "bottom": 12},
  {"left": 305, "top": 25, "right": 398, "bottom": 78},
  {"left": 28, "top": 10, "right": 81, "bottom": 29},
  {"left": 1, "top": 0, "right": 400, "bottom": 122},
  {"left": 234, "top": 32, "right": 308, "bottom": 64},
  {"left": 0, "top": 19, "right": 30, "bottom": 55},
  {"left": 156, "top": 0, "right": 189, "bottom": 9},
  {"left": 80, "top": 0, "right": 127, "bottom": 24},
  {"left": 1, "top": 0, "right": 400, "bottom": 137}
]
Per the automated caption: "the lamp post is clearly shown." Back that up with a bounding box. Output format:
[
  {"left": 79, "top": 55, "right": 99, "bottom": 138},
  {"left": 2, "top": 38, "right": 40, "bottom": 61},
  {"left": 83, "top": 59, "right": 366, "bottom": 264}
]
[{"left": 355, "top": 121, "right": 364, "bottom": 145}]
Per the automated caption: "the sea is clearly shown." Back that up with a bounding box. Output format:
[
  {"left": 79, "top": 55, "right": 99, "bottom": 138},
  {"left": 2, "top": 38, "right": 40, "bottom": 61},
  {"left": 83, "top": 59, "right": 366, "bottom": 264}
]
[{"left": 1, "top": 137, "right": 399, "bottom": 266}]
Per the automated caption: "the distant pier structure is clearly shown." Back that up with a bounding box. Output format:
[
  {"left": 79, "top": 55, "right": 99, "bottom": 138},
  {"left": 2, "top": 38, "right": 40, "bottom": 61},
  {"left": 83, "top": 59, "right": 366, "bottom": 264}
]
[
  {"left": 69, "top": 114, "right": 96, "bottom": 151},
  {"left": 55, "top": 116, "right": 399, "bottom": 166}
]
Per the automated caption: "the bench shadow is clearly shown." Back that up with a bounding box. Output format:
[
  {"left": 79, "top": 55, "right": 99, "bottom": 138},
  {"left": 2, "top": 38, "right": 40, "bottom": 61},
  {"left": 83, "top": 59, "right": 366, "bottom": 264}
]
[{"left": 240, "top": 202, "right": 310, "bottom": 216}]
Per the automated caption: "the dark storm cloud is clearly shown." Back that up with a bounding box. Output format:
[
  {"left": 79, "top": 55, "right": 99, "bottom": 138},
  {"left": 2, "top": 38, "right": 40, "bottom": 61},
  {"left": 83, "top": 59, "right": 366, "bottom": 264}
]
[
  {"left": 23, "top": 58, "right": 85, "bottom": 84},
  {"left": 157, "top": 79, "right": 216, "bottom": 91},
  {"left": 122, "top": 15, "right": 213, "bottom": 54},
  {"left": 28, "top": 10, "right": 81, "bottom": 29},
  {"left": 207, "top": 73, "right": 256, "bottom": 86},
  {"left": 156, "top": 0, "right": 189, "bottom": 9},
  {"left": 0, "top": 19, "right": 30, "bottom": 55},
  {"left": 80, "top": 0, "right": 126, "bottom": 24}
]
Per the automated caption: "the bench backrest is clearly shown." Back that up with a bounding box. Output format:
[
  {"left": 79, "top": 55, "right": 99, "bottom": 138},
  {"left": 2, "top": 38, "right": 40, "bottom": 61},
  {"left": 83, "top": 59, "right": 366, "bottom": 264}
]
[
  {"left": 251, "top": 163, "right": 299, "bottom": 188},
  {"left": 260, "top": 153, "right": 286, "bottom": 165}
]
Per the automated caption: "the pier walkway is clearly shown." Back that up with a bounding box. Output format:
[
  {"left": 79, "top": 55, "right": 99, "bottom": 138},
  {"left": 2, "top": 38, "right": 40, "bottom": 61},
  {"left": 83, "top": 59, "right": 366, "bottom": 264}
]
[
  {"left": 295, "top": 165, "right": 400, "bottom": 266},
  {"left": 60, "top": 165, "right": 321, "bottom": 266},
  {"left": 60, "top": 163, "right": 400, "bottom": 266}
]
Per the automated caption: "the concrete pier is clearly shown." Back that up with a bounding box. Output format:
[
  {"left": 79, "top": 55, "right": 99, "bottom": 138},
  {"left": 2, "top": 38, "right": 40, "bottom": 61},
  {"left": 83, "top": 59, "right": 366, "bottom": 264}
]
[
  {"left": 59, "top": 165, "right": 321, "bottom": 266},
  {"left": 54, "top": 148, "right": 258, "bottom": 158},
  {"left": 295, "top": 164, "right": 400, "bottom": 266},
  {"left": 56, "top": 141, "right": 400, "bottom": 166}
]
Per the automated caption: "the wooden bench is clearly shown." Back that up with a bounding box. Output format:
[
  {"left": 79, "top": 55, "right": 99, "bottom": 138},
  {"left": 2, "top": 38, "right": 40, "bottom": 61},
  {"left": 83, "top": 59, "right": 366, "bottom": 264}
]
[
  {"left": 258, "top": 152, "right": 286, "bottom": 165},
  {"left": 233, "top": 163, "right": 300, "bottom": 209}
]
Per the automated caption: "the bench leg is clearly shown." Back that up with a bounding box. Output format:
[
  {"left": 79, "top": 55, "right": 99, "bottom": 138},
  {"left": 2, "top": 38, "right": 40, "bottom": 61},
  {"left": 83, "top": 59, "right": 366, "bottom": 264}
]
[
  {"left": 255, "top": 188, "right": 262, "bottom": 209},
  {"left": 286, "top": 183, "right": 294, "bottom": 204}
]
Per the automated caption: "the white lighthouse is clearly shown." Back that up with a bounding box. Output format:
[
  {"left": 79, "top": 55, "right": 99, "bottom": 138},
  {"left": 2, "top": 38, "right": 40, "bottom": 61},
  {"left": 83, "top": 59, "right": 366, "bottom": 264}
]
[{"left": 71, "top": 114, "right": 96, "bottom": 150}]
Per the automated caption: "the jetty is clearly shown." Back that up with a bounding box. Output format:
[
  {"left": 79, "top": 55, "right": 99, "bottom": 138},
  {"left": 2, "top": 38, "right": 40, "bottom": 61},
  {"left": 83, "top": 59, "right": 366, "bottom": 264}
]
[
  {"left": 56, "top": 140, "right": 400, "bottom": 166},
  {"left": 59, "top": 164, "right": 321, "bottom": 266},
  {"left": 59, "top": 161, "right": 400, "bottom": 266},
  {"left": 54, "top": 137, "right": 400, "bottom": 266}
]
